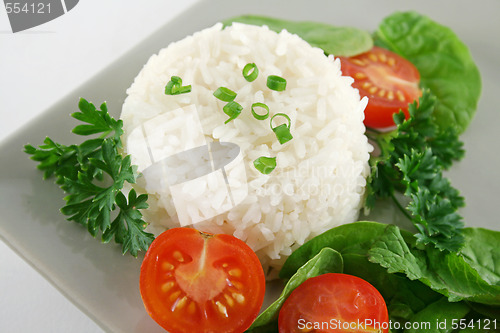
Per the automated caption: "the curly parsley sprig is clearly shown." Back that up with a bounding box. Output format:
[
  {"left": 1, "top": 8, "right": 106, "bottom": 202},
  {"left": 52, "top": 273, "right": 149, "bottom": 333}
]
[
  {"left": 24, "top": 98, "right": 154, "bottom": 256},
  {"left": 366, "top": 91, "right": 466, "bottom": 252}
]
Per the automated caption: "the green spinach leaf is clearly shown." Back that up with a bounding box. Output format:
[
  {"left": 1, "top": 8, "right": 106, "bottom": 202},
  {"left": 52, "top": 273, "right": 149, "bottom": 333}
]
[
  {"left": 280, "top": 221, "right": 443, "bottom": 325},
  {"left": 374, "top": 11, "right": 481, "bottom": 133},
  {"left": 460, "top": 228, "right": 500, "bottom": 286},
  {"left": 404, "top": 297, "right": 470, "bottom": 333},
  {"left": 280, "top": 221, "right": 401, "bottom": 279},
  {"left": 368, "top": 225, "right": 500, "bottom": 305},
  {"left": 249, "top": 248, "right": 343, "bottom": 331},
  {"left": 342, "top": 253, "right": 442, "bottom": 325},
  {"left": 223, "top": 15, "right": 373, "bottom": 57}
]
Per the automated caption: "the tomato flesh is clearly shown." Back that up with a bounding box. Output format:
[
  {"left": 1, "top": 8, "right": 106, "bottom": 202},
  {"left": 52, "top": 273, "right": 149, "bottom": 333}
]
[
  {"left": 279, "top": 273, "right": 389, "bottom": 333},
  {"left": 140, "top": 228, "right": 265, "bottom": 333},
  {"left": 339, "top": 46, "right": 421, "bottom": 129}
]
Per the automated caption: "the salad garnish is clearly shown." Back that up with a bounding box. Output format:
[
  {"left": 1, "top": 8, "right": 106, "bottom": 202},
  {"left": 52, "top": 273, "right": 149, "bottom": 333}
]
[
  {"left": 245, "top": 222, "right": 499, "bottom": 332},
  {"left": 24, "top": 98, "right": 154, "bottom": 256},
  {"left": 366, "top": 91, "right": 466, "bottom": 252}
]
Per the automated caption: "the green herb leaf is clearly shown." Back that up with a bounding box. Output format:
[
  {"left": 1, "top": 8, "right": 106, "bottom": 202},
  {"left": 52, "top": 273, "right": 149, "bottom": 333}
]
[
  {"left": 72, "top": 98, "right": 123, "bottom": 144},
  {"left": 224, "top": 15, "right": 373, "bottom": 57},
  {"left": 374, "top": 11, "right": 481, "bottom": 133},
  {"left": 367, "top": 91, "right": 466, "bottom": 252},
  {"left": 102, "top": 190, "right": 154, "bottom": 256},
  {"left": 25, "top": 99, "right": 153, "bottom": 256},
  {"left": 249, "top": 248, "right": 343, "bottom": 331}
]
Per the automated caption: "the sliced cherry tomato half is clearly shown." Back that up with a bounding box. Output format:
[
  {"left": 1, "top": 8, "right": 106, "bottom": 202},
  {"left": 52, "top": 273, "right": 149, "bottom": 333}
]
[
  {"left": 339, "top": 46, "right": 421, "bottom": 129},
  {"left": 278, "top": 273, "right": 389, "bottom": 333},
  {"left": 140, "top": 228, "right": 266, "bottom": 333}
]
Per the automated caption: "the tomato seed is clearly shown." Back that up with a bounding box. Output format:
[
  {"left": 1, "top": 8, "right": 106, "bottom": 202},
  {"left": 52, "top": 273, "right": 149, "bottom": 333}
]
[
  {"left": 161, "top": 281, "right": 174, "bottom": 292},
  {"left": 169, "top": 290, "right": 181, "bottom": 302},
  {"left": 354, "top": 72, "right": 367, "bottom": 79},
  {"left": 215, "top": 301, "right": 228, "bottom": 317},
  {"left": 351, "top": 59, "right": 366, "bottom": 66},
  {"left": 162, "top": 262, "right": 174, "bottom": 270},
  {"left": 232, "top": 292, "right": 245, "bottom": 304},
  {"left": 224, "top": 293, "right": 235, "bottom": 307},
  {"left": 228, "top": 268, "right": 242, "bottom": 277},
  {"left": 187, "top": 301, "right": 196, "bottom": 314},
  {"left": 172, "top": 296, "right": 188, "bottom": 311},
  {"left": 396, "top": 90, "right": 405, "bottom": 102},
  {"left": 173, "top": 251, "right": 184, "bottom": 262}
]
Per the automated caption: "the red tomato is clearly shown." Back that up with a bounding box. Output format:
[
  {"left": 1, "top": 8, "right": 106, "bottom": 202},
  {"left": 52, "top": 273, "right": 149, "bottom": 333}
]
[
  {"left": 278, "top": 273, "right": 389, "bottom": 333},
  {"left": 339, "top": 46, "right": 421, "bottom": 128},
  {"left": 140, "top": 228, "right": 266, "bottom": 333}
]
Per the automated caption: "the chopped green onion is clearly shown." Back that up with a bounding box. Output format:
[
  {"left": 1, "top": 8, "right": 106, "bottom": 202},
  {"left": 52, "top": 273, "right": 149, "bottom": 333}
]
[
  {"left": 165, "top": 76, "right": 192, "bottom": 95},
  {"left": 267, "top": 75, "right": 287, "bottom": 91},
  {"left": 251, "top": 102, "right": 270, "bottom": 120},
  {"left": 223, "top": 101, "right": 243, "bottom": 124},
  {"left": 253, "top": 156, "right": 277, "bottom": 175},
  {"left": 271, "top": 113, "right": 293, "bottom": 144},
  {"left": 170, "top": 76, "right": 182, "bottom": 84},
  {"left": 214, "top": 87, "right": 237, "bottom": 102},
  {"left": 242, "top": 63, "right": 259, "bottom": 82}
]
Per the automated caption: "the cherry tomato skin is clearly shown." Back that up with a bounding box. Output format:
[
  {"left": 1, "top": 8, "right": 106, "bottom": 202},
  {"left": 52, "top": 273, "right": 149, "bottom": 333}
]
[
  {"left": 140, "top": 228, "right": 266, "bottom": 333},
  {"left": 339, "top": 46, "right": 421, "bottom": 129},
  {"left": 278, "top": 273, "right": 389, "bottom": 333}
]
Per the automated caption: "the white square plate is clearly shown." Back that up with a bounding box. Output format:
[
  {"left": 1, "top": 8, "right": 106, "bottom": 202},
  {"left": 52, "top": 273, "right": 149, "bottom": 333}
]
[{"left": 1, "top": 0, "right": 499, "bottom": 332}]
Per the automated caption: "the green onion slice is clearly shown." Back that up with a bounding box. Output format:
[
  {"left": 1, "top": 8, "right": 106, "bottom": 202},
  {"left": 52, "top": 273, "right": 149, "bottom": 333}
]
[
  {"left": 253, "top": 156, "right": 277, "bottom": 175},
  {"left": 214, "top": 87, "right": 237, "bottom": 102},
  {"left": 251, "top": 102, "right": 270, "bottom": 120},
  {"left": 271, "top": 113, "right": 293, "bottom": 144},
  {"left": 223, "top": 101, "right": 243, "bottom": 124},
  {"left": 165, "top": 76, "right": 192, "bottom": 95},
  {"left": 170, "top": 76, "right": 182, "bottom": 84},
  {"left": 267, "top": 75, "right": 287, "bottom": 91},
  {"left": 242, "top": 63, "right": 259, "bottom": 82}
]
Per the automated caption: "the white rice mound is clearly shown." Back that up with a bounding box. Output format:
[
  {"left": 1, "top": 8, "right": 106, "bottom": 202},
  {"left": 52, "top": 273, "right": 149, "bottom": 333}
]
[{"left": 120, "top": 23, "right": 372, "bottom": 272}]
